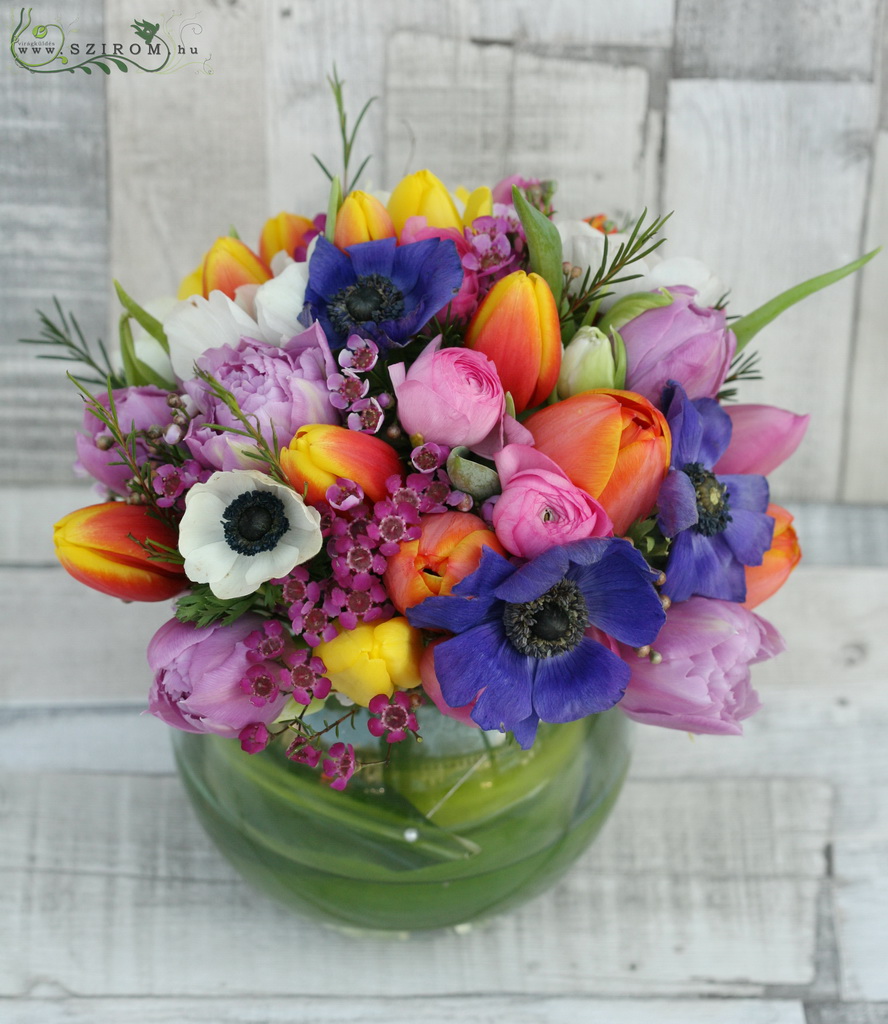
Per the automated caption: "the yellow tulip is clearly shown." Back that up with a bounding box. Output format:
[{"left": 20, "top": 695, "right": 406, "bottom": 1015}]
[{"left": 387, "top": 169, "right": 463, "bottom": 235}]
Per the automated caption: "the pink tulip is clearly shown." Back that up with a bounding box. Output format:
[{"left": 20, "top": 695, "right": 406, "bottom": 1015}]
[
  {"left": 714, "top": 404, "right": 810, "bottom": 476},
  {"left": 617, "top": 597, "right": 784, "bottom": 736},
  {"left": 492, "top": 444, "right": 613, "bottom": 559}
]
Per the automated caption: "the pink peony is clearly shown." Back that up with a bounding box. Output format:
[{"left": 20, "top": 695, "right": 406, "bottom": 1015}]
[
  {"left": 617, "top": 597, "right": 784, "bottom": 735},
  {"left": 147, "top": 615, "right": 289, "bottom": 737},
  {"left": 621, "top": 286, "right": 736, "bottom": 404},
  {"left": 492, "top": 444, "right": 613, "bottom": 559},
  {"left": 182, "top": 322, "right": 339, "bottom": 470},
  {"left": 389, "top": 336, "right": 532, "bottom": 457},
  {"left": 75, "top": 386, "right": 174, "bottom": 494}
]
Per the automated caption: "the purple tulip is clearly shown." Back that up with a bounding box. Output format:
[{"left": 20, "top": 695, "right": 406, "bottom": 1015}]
[
  {"left": 618, "top": 597, "right": 784, "bottom": 735},
  {"left": 621, "top": 286, "right": 736, "bottom": 404},
  {"left": 75, "top": 386, "right": 174, "bottom": 494},
  {"left": 182, "top": 322, "right": 339, "bottom": 470},
  {"left": 148, "top": 615, "right": 289, "bottom": 737},
  {"left": 714, "top": 404, "right": 810, "bottom": 477}
]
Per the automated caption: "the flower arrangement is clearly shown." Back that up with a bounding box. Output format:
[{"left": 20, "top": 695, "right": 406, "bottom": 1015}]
[{"left": 37, "top": 79, "right": 876, "bottom": 793}]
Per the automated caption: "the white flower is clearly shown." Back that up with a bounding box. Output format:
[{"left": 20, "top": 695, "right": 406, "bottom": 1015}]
[
  {"left": 639, "top": 257, "right": 725, "bottom": 308},
  {"left": 556, "top": 219, "right": 655, "bottom": 309},
  {"left": 178, "top": 470, "right": 322, "bottom": 599}
]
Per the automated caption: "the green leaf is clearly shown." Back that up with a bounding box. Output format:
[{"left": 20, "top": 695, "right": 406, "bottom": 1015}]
[
  {"left": 611, "top": 328, "right": 627, "bottom": 390},
  {"left": 511, "top": 185, "right": 563, "bottom": 306},
  {"left": 119, "top": 314, "right": 176, "bottom": 389},
  {"left": 733, "top": 248, "right": 881, "bottom": 352},
  {"left": 95, "top": 61, "right": 111, "bottom": 74},
  {"left": 110, "top": 58, "right": 128, "bottom": 72},
  {"left": 114, "top": 280, "right": 170, "bottom": 353},
  {"left": 325, "top": 175, "right": 344, "bottom": 242},
  {"left": 597, "top": 290, "right": 673, "bottom": 334}
]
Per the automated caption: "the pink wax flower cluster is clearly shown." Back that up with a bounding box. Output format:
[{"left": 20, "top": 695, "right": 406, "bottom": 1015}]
[{"left": 47, "top": 141, "right": 867, "bottom": 791}]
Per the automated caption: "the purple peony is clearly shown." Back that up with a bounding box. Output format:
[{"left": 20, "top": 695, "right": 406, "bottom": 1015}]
[
  {"left": 182, "top": 322, "right": 339, "bottom": 470},
  {"left": 621, "top": 286, "right": 736, "bottom": 404},
  {"left": 75, "top": 385, "right": 174, "bottom": 494},
  {"left": 617, "top": 596, "right": 784, "bottom": 735},
  {"left": 147, "top": 614, "right": 289, "bottom": 737}
]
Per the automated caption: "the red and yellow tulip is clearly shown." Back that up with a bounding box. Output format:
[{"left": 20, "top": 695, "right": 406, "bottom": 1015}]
[
  {"left": 465, "top": 270, "right": 562, "bottom": 413},
  {"left": 525, "top": 388, "right": 671, "bottom": 535},
  {"left": 334, "top": 190, "right": 396, "bottom": 249},
  {"left": 280, "top": 424, "right": 403, "bottom": 506},
  {"left": 384, "top": 511, "right": 506, "bottom": 615},
  {"left": 313, "top": 617, "right": 424, "bottom": 706},
  {"left": 743, "top": 504, "right": 801, "bottom": 610},
  {"left": 177, "top": 237, "right": 272, "bottom": 301},
  {"left": 54, "top": 503, "right": 187, "bottom": 602},
  {"left": 259, "top": 211, "right": 317, "bottom": 266}
]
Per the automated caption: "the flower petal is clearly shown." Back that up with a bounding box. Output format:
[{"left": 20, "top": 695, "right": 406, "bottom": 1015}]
[
  {"left": 532, "top": 638, "right": 629, "bottom": 722},
  {"left": 657, "top": 468, "right": 698, "bottom": 537}
]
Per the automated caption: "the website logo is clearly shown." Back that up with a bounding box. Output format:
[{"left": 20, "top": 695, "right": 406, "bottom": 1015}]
[{"left": 10, "top": 8, "right": 213, "bottom": 75}]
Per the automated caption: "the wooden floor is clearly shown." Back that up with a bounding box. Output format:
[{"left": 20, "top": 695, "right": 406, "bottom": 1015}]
[{"left": 2, "top": 490, "right": 887, "bottom": 1023}]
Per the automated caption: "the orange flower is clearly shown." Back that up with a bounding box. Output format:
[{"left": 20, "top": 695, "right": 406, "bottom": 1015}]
[
  {"left": 524, "top": 388, "right": 671, "bottom": 534},
  {"left": 465, "top": 270, "right": 562, "bottom": 412},
  {"left": 743, "top": 504, "right": 801, "bottom": 609},
  {"left": 178, "top": 237, "right": 272, "bottom": 301},
  {"left": 259, "top": 211, "right": 317, "bottom": 265},
  {"left": 384, "top": 511, "right": 506, "bottom": 614},
  {"left": 279, "top": 424, "right": 403, "bottom": 506},
  {"left": 54, "top": 503, "right": 187, "bottom": 602},
  {"left": 334, "top": 191, "right": 396, "bottom": 249}
]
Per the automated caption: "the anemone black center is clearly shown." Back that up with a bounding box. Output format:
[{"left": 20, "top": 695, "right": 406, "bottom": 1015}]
[
  {"left": 222, "top": 490, "right": 290, "bottom": 556},
  {"left": 683, "top": 461, "right": 732, "bottom": 536},
  {"left": 328, "top": 273, "right": 405, "bottom": 336},
  {"left": 502, "top": 578, "right": 589, "bottom": 658}
]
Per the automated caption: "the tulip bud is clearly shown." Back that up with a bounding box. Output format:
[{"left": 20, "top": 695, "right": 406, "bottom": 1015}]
[
  {"left": 202, "top": 237, "right": 272, "bottom": 299},
  {"left": 557, "top": 326, "right": 627, "bottom": 397},
  {"left": 54, "top": 503, "right": 187, "bottom": 602},
  {"left": 387, "top": 169, "right": 463, "bottom": 235},
  {"left": 279, "top": 423, "right": 403, "bottom": 506},
  {"left": 465, "top": 270, "right": 562, "bottom": 413},
  {"left": 259, "top": 211, "right": 317, "bottom": 265},
  {"left": 743, "top": 504, "right": 801, "bottom": 610},
  {"left": 525, "top": 389, "right": 671, "bottom": 535},
  {"left": 457, "top": 185, "right": 493, "bottom": 225},
  {"left": 384, "top": 511, "right": 505, "bottom": 614},
  {"left": 314, "top": 617, "right": 424, "bottom": 706},
  {"left": 334, "top": 190, "right": 396, "bottom": 249}
]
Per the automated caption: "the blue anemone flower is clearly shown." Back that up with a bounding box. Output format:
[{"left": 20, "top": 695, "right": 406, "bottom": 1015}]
[
  {"left": 657, "top": 382, "right": 774, "bottom": 603},
  {"left": 304, "top": 236, "right": 464, "bottom": 350},
  {"left": 407, "top": 538, "right": 666, "bottom": 748}
]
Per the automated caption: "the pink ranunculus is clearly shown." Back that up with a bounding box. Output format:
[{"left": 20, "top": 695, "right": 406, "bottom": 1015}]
[
  {"left": 182, "top": 322, "right": 339, "bottom": 470},
  {"left": 714, "top": 404, "right": 810, "bottom": 477},
  {"left": 617, "top": 597, "right": 785, "bottom": 735},
  {"left": 75, "top": 386, "right": 174, "bottom": 494},
  {"left": 621, "top": 286, "right": 736, "bottom": 404},
  {"left": 400, "top": 216, "right": 480, "bottom": 321},
  {"left": 148, "top": 615, "right": 288, "bottom": 737},
  {"left": 389, "top": 336, "right": 532, "bottom": 458},
  {"left": 492, "top": 444, "right": 613, "bottom": 559}
]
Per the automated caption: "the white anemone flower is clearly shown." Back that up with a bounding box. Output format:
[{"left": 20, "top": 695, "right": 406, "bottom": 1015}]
[{"left": 178, "top": 469, "right": 322, "bottom": 599}]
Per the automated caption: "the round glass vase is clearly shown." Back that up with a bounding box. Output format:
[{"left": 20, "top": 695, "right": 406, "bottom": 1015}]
[{"left": 173, "top": 705, "right": 631, "bottom": 934}]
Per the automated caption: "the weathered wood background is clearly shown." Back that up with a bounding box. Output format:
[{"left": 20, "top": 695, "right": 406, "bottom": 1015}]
[{"left": 3, "top": 2, "right": 888, "bottom": 1023}]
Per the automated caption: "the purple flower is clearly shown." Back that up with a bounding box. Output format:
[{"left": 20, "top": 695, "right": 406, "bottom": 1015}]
[
  {"left": 621, "top": 286, "right": 736, "bottom": 404},
  {"left": 618, "top": 597, "right": 784, "bottom": 735},
  {"left": 657, "top": 383, "right": 774, "bottom": 604},
  {"left": 305, "top": 236, "right": 464, "bottom": 350},
  {"left": 182, "top": 323, "right": 339, "bottom": 471},
  {"left": 368, "top": 691, "right": 419, "bottom": 743},
  {"left": 76, "top": 386, "right": 174, "bottom": 494},
  {"left": 239, "top": 722, "right": 271, "bottom": 754},
  {"left": 147, "top": 615, "right": 289, "bottom": 738},
  {"left": 323, "top": 742, "right": 356, "bottom": 790},
  {"left": 407, "top": 539, "right": 666, "bottom": 748}
]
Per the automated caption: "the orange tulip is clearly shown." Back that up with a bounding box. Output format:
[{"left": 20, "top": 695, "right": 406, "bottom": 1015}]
[
  {"left": 280, "top": 424, "right": 403, "bottom": 506},
  {"left": 384, "top": 511, "right": 506, "bottom": 614},
  {"left": 259, "top": 211, "right": 317, "bottom": 265},
  {"left": 464, "top": 270, "right": 562, "bottom": 412},
  {"left": 334, "top": 191, "right": 396, "bottom": 249},
  {"left": 743, "top": 504, "right": 801, "bottom": 609},
  {"left": 525, "top": 389, "right": 671, "bottom": 535},
  {"left": 54, "top": 503, "right": 187, "bottom": 602},
  {"left": 202, "top": 237, "right": 272, "bottom": 298}
]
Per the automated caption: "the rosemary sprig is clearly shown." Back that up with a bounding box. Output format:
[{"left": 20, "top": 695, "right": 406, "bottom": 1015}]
[
  {"left": 312, "top": 66, "right": 376, "bottom": 194},
  {"left": 20, "top": 299, "right": 125, "bottom": 388}
]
